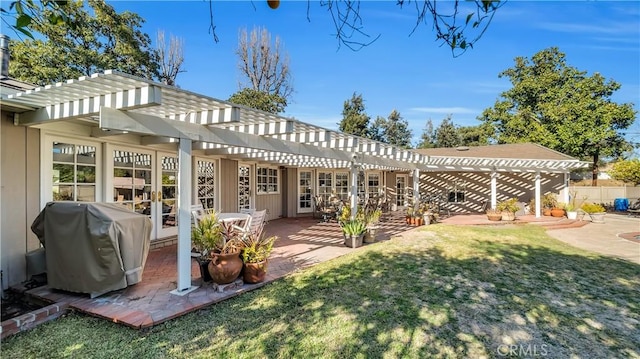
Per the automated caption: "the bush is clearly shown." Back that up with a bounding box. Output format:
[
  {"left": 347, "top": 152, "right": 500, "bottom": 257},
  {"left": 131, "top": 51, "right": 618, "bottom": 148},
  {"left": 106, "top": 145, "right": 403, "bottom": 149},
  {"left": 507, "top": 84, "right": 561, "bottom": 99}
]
[{"left": 581, "top": 202, "right": 606, "bottom": 214}]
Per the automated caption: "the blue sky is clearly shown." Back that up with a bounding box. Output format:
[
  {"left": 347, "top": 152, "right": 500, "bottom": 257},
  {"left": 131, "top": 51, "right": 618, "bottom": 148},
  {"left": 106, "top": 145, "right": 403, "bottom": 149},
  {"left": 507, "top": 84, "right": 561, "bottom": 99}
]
[{"left": 109, "top": 0, "right": 639, "bottom": 146}]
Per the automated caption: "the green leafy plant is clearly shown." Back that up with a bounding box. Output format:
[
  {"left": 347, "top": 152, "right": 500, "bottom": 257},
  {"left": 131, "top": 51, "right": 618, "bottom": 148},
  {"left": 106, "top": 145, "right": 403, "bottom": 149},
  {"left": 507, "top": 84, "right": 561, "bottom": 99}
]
[
  {"left": 496, "top": 198, "right": 519, "bottom": 213},
  {"left": 341, "top": 220, "right": 367, "bottom": 236},
  {"left": 581, "top": 203, "right": 606, "bottom": 214},
  {"left": 542, "top": 193, "right": 558, "bottom": 209},
  {"left": 191, "top": 213, "right": 223, "bottom": 257},
  {"left": 241, "top": 233, "right": 277, "bottom": 264},
  {"left": 364, "top": 209, "right": 382, "bottom": 226}
]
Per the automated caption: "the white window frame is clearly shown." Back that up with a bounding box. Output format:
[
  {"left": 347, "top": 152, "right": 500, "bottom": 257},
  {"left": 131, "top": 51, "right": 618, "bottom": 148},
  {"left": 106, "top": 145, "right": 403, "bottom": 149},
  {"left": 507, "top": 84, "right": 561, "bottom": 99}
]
[
  {"left": 42, "top": 135, "right": 102, "bottom": 207},
  {"left": 194, "top": 158, "right": 218, "bottom": 210},
  {"left": 256, "top": 166, "right": 280, "bottom": 195}
]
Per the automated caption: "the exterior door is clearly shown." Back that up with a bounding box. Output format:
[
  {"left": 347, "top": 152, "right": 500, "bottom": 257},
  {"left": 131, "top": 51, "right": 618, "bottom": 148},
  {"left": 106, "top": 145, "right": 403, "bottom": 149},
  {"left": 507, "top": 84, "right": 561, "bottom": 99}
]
[
  {"left": 111, "top": 148, "right": 178, "bottom": 240},
  {"left": 298, "top": 170, "right": 313, "bottom": 213},
  {"left": 396, "top": 174, "right": 408, "bottom": 207},
  {"left": 238, "top": 164, "right": 252, "bottom": 211}
]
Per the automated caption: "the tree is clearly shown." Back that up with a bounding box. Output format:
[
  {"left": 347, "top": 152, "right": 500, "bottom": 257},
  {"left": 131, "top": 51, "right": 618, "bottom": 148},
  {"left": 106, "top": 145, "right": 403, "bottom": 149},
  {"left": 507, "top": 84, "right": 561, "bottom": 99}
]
[
  {"left": 369, "top": 116, "right": 387, "bottom": 142},
  {"left": 416, "top": 119, "right": 437, "bottom": 149},
  {"left": 479, "top": 47, "right": 637, "bottom": 185},
  {"left": 435, "top": 115, "right": 460, "bottom": 148},
  {"left": 458, "top": 124, "right": 492, "bottom": 146},
  {"left": 8, "top": 0, "right": 158, "bottom": 85},
  {"left": 338, "top": 92, "right": 370, "bottom": 137},
  {"left": 379, "top": 109, "right": 412, "bottom": 148},
  {"left": 236, "top": 26, "right": 293, "bottom": 104},
  {"left": 156, "top": 30, "right": 185, "bottom": 86},
  {"left": 608, "top": 159, "right": 640, "bottom": 186},
  {"left": 4, "top": 1, "right": 505, "bottom": 55},
  {"left": 228, "top": 88, "right": 287, "bottom": 114}
]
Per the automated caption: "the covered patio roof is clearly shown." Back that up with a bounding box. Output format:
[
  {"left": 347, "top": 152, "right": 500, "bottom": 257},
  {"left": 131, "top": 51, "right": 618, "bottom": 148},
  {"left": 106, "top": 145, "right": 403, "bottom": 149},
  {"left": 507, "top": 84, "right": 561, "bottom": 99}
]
[{"left": 2, "top": 70, "right": 590, "bottom": 173}]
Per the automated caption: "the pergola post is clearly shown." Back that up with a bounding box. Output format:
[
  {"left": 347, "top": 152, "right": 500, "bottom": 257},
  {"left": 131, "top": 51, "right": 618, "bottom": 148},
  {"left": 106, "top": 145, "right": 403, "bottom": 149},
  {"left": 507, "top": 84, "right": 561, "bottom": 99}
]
[
  {"left": 562, "top": 173, "right": 570, "bottom": 204},
  {"left": 171, "top": 138, "right": 197, "bottom": 296},
  {"left": 350, "top": 163, "right": 358, "bottom": 221},
  {"left": 490, "top": 171, "right": 497, "bottom": 209},
  {"left": 413, "top": 169, "right": 420, "bottom": 202},
  {"left": 535, "top": 171, "right": 541, "bottom": 218}
]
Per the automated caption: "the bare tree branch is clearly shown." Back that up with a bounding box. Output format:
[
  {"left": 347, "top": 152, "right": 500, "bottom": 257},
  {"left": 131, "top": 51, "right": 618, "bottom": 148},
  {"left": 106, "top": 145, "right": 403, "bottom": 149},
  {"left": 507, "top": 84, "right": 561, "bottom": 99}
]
[
  {"left": 156, "top": 30, "right": 186, "bottom": 86},
  {"left": 236, "top": 26, "right": 293, "bottom": 100}
]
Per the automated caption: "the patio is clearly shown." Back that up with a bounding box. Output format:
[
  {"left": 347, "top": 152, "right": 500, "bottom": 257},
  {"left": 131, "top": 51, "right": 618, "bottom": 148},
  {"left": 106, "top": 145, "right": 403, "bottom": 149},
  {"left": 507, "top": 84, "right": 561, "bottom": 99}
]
[{"left": 23, "top": 212, "right": 416, "bottom": 329}]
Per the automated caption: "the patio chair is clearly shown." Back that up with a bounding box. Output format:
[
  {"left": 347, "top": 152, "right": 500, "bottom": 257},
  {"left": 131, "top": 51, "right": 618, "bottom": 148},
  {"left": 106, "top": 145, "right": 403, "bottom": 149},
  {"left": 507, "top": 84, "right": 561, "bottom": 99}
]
[
  {"left": 245, "top": 209, "right": 267, "bottom": 239},
  {"left": 628, "top": 199, "right": 640, "bottom": 217}
]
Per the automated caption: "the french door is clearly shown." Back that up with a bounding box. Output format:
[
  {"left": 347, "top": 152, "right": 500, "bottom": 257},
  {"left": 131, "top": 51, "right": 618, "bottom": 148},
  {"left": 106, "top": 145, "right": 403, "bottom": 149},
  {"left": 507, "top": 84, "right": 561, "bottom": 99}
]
[
  {"left": 396, "top": 174, "right": 408, "bottom": 207},
  {"left": 238, "top": 164, "right": 252, "bottom": 211},
  {"left": 298, "top": 170, "right": 313, "bottom": 213},
  {"left": 110, "top": 148, "right": 178, "bottom": 240}
]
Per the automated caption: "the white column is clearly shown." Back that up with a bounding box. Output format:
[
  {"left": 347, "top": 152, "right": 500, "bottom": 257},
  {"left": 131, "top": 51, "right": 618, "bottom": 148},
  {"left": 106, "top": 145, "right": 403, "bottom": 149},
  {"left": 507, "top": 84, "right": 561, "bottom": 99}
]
[
  {"left": 171, "top": 138, "right": 197, "bottom": 295},
  {"left": 413, "top": 169, "right": 420, "bottom": 202},
  {"left": 350, "top": 164, "right": 358, "bottom": 221},
  {"left": 535, "top": 172, "right": 541, "bottom": 218},
  {"left": 490, "top": 171, "right": 497, "bottom": 209},
  {"left": 562, "top": 173, "right": 570, "bottom": 204}
]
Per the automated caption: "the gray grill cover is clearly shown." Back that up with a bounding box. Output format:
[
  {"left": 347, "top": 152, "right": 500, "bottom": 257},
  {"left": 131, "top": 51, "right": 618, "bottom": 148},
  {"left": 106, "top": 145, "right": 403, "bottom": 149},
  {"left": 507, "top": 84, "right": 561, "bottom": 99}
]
[{"left": 31, "top": 202, "right": 152, "bottom": 297}]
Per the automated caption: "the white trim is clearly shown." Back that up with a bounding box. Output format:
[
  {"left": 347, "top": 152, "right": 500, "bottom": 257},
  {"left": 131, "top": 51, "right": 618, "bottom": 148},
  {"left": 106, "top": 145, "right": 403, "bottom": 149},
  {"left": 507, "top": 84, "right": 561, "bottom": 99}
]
[
  {"left": 297, "top": 169, "right": 314, "bottom": 213},
  {"left": 256, "top": 165, "right": 280, "bottom": 195}
]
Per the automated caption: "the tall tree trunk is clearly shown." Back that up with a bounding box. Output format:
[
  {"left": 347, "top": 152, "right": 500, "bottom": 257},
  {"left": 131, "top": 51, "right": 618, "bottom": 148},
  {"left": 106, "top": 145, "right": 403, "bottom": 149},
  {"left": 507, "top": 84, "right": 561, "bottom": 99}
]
[{"left": 591, "top": 152, "right": 599, "bottom": 186}]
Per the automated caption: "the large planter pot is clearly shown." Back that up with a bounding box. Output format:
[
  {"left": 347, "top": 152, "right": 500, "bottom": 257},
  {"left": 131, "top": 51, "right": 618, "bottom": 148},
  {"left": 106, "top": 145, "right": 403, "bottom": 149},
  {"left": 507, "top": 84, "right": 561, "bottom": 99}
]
[
  {"left": 501, "top": 211, "right": 516, "bottom": 221},
  {"left": 243, "top": 261, "right": 268, "bottom": 284},
  {"left": 566, "top": 211, "right": 578, "bottom": 220},
  {"left": 487, "top": 213, "right": 502, "bottom": 221},
  {"left": 589, "top": 212, "right": 606, "bottom": 224},
  {"left": 344, "top": 234, "right": 364, "bottom": 248},
  {"left": 550, "top": 208, "right": 565, "bottom": 217},
  {"left": 208, "top": 251, "right": 243, "bottom": 284},
  {"left": 543, "top": 208, "right": 552, "bottom": 216},
  {"left": 364, "top": 226, "right": 379, "bottom": 243}
]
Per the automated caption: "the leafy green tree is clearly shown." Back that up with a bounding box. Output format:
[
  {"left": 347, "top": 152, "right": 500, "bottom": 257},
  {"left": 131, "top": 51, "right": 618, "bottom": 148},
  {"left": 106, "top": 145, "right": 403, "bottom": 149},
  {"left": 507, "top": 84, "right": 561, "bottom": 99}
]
[
  {"left": 369, "top": 116, "right": 387, "bottom": 142},
  {"left": 338, "top": 92, "right": 370, "bottom": 137},
  {"left": 228, "top": 88, "right": 287, "bottom": 114},
  {"left": 381, "top": 109, "right": 412, "bottom": 148},
  {"left": 416, "top": 119, "right": 437, "bottom": 149},
  {"left": 435, "top": 115, "right": 460, "bottom": 148},
  {"left": 479, "top": 47, "right": 636, "bottom": 185},
  {"left": 9, "top": 0, "right": 158, "bottom": 85},
  {"left": 608, "top": 159, "right": 640, "bottom": 185},
  {"left": 458, "top": 124, "right": 492, "bottom": 146}
]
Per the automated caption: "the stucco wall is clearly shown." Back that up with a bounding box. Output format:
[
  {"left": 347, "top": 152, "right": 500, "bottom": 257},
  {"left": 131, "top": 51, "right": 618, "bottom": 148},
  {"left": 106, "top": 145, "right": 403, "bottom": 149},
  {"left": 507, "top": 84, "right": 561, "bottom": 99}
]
[{"left": 1, "top": 111, "right": 40, "bottom": 288}]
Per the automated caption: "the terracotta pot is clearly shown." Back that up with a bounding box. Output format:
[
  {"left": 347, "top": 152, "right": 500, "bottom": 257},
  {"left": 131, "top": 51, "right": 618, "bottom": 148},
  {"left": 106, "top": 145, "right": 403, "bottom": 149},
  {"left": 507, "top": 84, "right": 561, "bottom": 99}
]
[
  {"left": 405, "top": 216, "right": 411, "bottom": 224},
  {"left": 487, "top": 213, "right": 502, "bottom": 221},
  {"left": 550, "top": 208, "right": 565, "bottom": 217},
  {"left": 208, "top": 251, "right": 243, "bottom": 284},
  {"left": 543, "top": 208, "right": 552, "bottom": 216},
  {"left": 243, "top": 261, "right": 268, "bottom": 284},
  {"left": 501, "top": 211, "right": 516, "bottom": 221}
]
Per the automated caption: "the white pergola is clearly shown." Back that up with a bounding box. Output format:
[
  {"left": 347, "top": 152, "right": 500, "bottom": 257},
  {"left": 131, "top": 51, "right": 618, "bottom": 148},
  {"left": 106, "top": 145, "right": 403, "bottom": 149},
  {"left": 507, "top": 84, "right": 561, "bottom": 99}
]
[{"left": 3, "top": 70, "right": 590, "bottom": 294}]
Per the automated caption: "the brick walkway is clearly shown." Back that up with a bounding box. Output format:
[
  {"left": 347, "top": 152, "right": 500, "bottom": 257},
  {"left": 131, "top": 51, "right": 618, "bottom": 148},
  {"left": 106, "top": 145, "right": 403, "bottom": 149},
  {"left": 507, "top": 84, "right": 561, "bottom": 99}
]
[{"left": 25, "top": 213, "right": 413, "bottom": 329}]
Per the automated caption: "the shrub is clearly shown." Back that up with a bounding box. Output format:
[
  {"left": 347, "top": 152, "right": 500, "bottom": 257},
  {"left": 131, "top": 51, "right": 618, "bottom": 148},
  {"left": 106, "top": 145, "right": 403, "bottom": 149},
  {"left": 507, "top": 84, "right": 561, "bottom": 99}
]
[{"left": 581, "top": 202, "right": 606, "bottom": 214}]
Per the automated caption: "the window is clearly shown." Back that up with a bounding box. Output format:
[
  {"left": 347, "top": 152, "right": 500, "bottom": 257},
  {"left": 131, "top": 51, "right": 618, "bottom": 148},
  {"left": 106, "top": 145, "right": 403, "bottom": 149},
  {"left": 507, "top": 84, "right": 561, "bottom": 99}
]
[
  {"left": 368, "top": 173, "right": 380, "bottom": 198},
  {"left": 257, "top": 167, "right": 279, "bottom": 194},
  {"left": 335, "top": 172, "right": 349, "bottom": 201},
  {"left": 447, "top": 180, "right": 466, "bottom": 203},
  {"left": 112, "top": 149, "right": 152, "bottom": 213},
  {"left": 317, "top": 171, "right": 333, "bottom": 200},
  {"left": 197, "top": 160, "right": 216, "bottom": 209},
  {"left": 52, "top": 142, "right": 97, "bottom": 202}
]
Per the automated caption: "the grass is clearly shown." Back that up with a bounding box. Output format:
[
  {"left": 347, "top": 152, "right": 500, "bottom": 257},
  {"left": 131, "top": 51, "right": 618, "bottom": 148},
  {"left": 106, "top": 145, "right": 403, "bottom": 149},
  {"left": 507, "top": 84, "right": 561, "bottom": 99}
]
[{"left": 2, "top": 225, "right": 639, "bottom": 358}]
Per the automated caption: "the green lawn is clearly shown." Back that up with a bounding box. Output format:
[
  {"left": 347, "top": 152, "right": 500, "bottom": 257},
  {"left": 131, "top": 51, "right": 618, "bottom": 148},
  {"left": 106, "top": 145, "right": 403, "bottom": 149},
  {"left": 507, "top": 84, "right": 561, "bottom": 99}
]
[{"left": 2, "top": 225, "right": 639, "bottom": 358}]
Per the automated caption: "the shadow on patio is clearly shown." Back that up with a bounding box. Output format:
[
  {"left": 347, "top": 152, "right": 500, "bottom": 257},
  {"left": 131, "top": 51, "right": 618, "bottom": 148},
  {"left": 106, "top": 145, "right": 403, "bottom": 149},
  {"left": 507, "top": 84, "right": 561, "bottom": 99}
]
[{"left": 24, "top": 212, "right": 413, "bottom": 329}]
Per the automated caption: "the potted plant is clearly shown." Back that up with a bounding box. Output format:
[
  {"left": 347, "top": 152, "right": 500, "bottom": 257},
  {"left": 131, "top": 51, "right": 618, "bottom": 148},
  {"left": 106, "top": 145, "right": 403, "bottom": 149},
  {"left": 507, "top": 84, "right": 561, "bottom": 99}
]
[
  {"left": 542, "top": 193, "right": 558, "bottom": 216},
  {"left": 341, "top": 219, "right": 367, "bottom": 248},
  {"left": 581, "top": 202, "right": 606, "bottom": 223},
  {"left": 364, "top": 209, "right": 382, "bottom": 243},
  {"left": 486, "top": 208, "right": 502, "bottom": 221},
  {"left": 240, "top": 233, "right": 277, "bottom": 284},
  {"left": 564, "top": 203, "right": 578, "bottom": 220},
  {"left": 497, "top": 197, "right": 519, "bottom": 221},
  {"left": 405, "top": 207, "right": 414, "bottom": 224},
  {"left": 207, "top": 221, "right": 245, "bottom": 284},
  {"left": 191, "top": 212, "right": 222, "bottom": 282}
]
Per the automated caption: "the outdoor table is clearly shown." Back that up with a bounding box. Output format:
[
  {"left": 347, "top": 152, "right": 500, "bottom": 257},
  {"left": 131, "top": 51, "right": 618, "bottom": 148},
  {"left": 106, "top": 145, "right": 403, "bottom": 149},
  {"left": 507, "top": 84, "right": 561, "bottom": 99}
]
[{"left": 218, "top": 212, "right": 251, "bottom": 231}]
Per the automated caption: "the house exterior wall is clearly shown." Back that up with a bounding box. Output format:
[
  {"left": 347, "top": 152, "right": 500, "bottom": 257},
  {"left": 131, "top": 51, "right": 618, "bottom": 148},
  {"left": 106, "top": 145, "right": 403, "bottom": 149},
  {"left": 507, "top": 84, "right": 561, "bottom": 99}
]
[
  {"left": 219, "top": 158, "right": 238, "bottom": 212},
  {"left": 286, "top": 167, "right": 297, "bottom": 217},
  {"left": 1, "top": 110, "right": 40, "bottom": 288},
  {"left": 419, "top": 171, "right": 564, "bottom": 213},
  {"left": 255, "top": 193, "right": 282, "bottom": 222}
]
